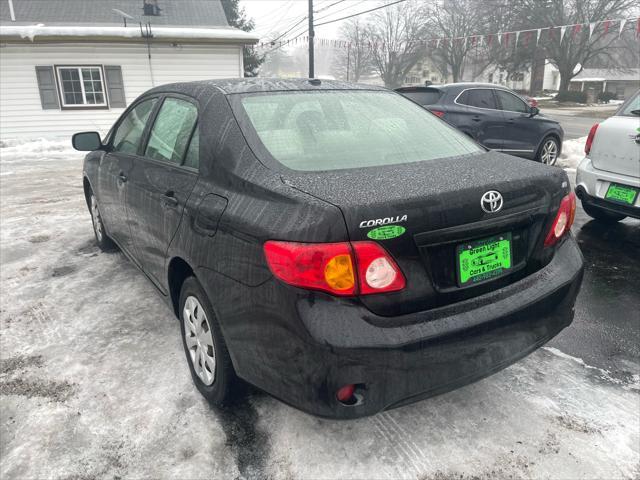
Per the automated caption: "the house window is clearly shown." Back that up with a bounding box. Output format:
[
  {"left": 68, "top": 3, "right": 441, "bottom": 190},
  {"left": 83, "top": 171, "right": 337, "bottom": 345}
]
[{"left": 56, "top": 66, "right": 107, "bottom": 107}]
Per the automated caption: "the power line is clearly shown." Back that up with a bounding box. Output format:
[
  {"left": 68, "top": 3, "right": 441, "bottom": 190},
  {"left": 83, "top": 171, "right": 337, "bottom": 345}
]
[
  {"left": 269, "top": 16, "right": 308, "bottom": 44},
  {"left": 314, "top": 0, "right": 347, "bottom": 14},
  {"left": 314, "top": 0, "right": 367, "bottom": 23},
  {"left": 315, "top": 0, "right": 408, "bottom": 26}
]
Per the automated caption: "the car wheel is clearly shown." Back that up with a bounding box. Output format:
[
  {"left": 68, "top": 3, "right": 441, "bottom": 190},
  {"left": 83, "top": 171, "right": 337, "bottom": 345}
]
[
  {"left": 89, "top": 193, "right": 116, "bottom": 251},
  {"left": 179, "top": 276, "right": 237, "bottom": 406},
  {"left": 582, "top": 201, "right": 626, "bottom": 223},
  {"left": 538, "top": 137, "right": 559, "bottom": 166}
]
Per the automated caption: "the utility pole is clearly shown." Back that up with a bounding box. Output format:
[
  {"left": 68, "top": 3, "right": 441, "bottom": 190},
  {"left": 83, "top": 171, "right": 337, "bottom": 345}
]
[{"left": 308, "top": 0, "right": 314, "bottom": 78}]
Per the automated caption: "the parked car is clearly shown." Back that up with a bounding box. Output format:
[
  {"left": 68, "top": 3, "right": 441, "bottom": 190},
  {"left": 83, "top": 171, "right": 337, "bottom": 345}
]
[
  {"left": 576, "top": 90, "right": 640, "bottom": 222},
  {"left": 73, "top": 79, "right": 583, "bottom": 419},
  {"left": 395, "top": 83, "right": 564, "bottom": 165},
  {"left": 524, "top": 95, "right": 539, "bottom": 108}
]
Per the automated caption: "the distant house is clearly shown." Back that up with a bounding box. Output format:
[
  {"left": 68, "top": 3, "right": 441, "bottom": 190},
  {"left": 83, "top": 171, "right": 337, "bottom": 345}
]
[
  {"left": 569, "top": 68, "right": 640, "bottom": 102},
  {"left": 0, "top": 0, "right": 258, "bottom": 139}
]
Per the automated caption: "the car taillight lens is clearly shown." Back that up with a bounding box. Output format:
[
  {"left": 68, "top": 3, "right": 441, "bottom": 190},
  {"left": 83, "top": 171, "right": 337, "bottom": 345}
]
[
  {"left": 353, "top": 241, "right": 405, "bottom": 294},
  {"left": 263, "top": 240, "right": 405, "bottom": 296},
  {"left": 585, "top": 123, "right": 599, "bottom": 155},
  {"left": 544, "top": 192, "right": 576, "bottom": 247},
  {"left": 431, "top": 110, "right": 445, "bottom": 118}
]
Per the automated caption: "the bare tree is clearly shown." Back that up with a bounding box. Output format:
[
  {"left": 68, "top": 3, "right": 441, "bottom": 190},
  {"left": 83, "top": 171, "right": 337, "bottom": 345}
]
[
  {"left": 506, "top": 0, "right": 637, "bottom": 94},
  {"left": 331, "top": 19, "right": 373, "bottom": 82},
  {"left": 426, "top": 0, "right": 494, "bottom": 82},
  {"left": 365, "top": 1, "right": 430, "bottom": 88}
]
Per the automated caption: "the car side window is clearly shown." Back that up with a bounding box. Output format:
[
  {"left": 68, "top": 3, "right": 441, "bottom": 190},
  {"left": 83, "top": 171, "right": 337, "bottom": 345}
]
[
  {"left": 145, "top": 98, "right": 198, "bottom": 164},
  {"left": 495, "top": 90, "right": 529, "bottom": 113},
  {"left": 112, "top": 98, "right": 158, "bottom": 154},
  {"left": 183, "top": 127, "right": 199, "bottom": 169},
  {"left": 458, "top": 89, "right": 497, "bottom": 110}
]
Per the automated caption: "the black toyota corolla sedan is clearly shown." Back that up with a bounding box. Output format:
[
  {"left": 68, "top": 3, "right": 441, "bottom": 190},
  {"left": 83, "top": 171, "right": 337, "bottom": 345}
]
[{"left": 73, "top": 79, "right": 583, "bottom": 419}]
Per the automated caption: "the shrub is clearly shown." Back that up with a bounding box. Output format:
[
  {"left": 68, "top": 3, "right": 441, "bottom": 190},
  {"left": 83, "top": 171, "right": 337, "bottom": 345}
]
[
  {"left": 555, "top": 90, "right": 587, "bottom": 103},
  {"left": 598, "top": 91, "right": 617, "bottom": 103}
]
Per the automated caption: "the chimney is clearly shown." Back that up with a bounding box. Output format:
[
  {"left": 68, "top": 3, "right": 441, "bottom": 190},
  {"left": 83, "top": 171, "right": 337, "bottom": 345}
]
[{"left": 143, "top": 0, "right": 161, "bottom": 16}]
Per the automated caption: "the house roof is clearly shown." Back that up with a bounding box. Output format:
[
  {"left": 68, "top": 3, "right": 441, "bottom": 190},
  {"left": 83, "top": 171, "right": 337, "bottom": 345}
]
[
  {"left": 570, "top": 68, "right": 640, "bottom": 83},
  {"left": 0, "top": 0, "right": 228, "bottom": 27}
]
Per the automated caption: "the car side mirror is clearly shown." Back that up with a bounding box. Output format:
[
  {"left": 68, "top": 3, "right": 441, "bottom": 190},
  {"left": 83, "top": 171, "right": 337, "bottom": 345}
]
[
  {"left": 529, "top": 106, "right": 540, "bottom": 117},
  {"left": 72, "top": 131, "right": 102, "bottom": 151}
]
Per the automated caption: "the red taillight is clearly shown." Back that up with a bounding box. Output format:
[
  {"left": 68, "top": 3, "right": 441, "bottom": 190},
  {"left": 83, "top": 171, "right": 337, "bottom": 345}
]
[
  {"left": 431, "top": 110, "right": 445, "bottom": 118},
  {"left": 336, "top": 384, "right": 355, "bottom": 403},
  {"left": 585, "top": 123, "right": 599, "bottom": 155},
  {"left": 263, "top": 240, "right": 406, "bottom": 296},
  {"left": 352, "top": 241, "right": 406, "bottom": 295},
  {"left": 544, "top": 192, "right": 576, "bottom": 247}
]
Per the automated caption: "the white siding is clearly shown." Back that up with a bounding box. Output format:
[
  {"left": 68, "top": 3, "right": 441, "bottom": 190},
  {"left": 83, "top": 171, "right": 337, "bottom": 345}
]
[{"left": 0, "top": 42, "right": 243, "bottom": 139}]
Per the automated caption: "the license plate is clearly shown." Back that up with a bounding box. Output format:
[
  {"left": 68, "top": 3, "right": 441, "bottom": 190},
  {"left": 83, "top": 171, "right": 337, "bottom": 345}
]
[
  {"left": 605, "top": 183, "right": 638, "bottom": 205},
  {"left": 457, "top": 233, "right": 512, "bottom": 286}
]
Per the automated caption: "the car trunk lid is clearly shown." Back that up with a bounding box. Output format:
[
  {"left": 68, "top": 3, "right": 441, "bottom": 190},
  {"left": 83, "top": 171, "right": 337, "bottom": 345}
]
[
  {"left": 282, "top": 151, "right": 568, "bottom": 316},
  {"left": 590, "top": 116, "right": 640, "bottom": 177}
]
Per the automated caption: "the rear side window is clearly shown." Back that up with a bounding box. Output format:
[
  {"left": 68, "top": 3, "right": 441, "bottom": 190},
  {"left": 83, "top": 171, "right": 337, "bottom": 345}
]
[
  {"left": 458, "top": 89, "right": 497, "bottom": 109},
  {"left": 617, "top": 92, "right": 640, "bottom": 117},
  {"left": 145, "top": 98, "right": 198, "bottom": 164},
  {"left": 112, "top": 98, "right": 158, "bottom": 154},
  {"left": 234, "top": 90, "right": 482, "bottom": 172},
  {"left": 495, "top": 90, "right": 529, "bottom": 113},
  {"left": 398, "top": 89, "right": 442, "bottom": 105}
]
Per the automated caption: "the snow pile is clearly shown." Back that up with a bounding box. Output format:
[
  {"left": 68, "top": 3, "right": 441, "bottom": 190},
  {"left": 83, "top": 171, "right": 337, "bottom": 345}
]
[
  {"left": 0, "top": 138, "right": 81, "bottom": 165},
  {"left": 558, "top": 136, "right": 586, "bottom": 170}
]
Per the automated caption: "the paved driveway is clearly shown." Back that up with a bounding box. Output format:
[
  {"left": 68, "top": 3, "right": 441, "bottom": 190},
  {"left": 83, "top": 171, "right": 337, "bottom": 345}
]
[{"left": 1, "top": 142, "right": 638, "bottom": 479}]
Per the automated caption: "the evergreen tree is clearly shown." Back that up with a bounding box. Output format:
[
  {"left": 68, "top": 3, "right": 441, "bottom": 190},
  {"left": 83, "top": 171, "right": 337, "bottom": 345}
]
[{"left": 221, "top": 0, "right": 264, "bottom": 77}]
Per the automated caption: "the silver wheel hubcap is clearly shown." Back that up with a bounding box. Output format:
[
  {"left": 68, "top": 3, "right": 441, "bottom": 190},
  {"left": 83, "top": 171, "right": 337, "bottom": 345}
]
[
  {"left": 183, "top": 296, "right": 216, "bottom": 386},
  {"left": 91, "top": 195, "right": 103, "bottom": 242},
  {"left": 541, "top": 140, "right": 558, "bottom": 165}
]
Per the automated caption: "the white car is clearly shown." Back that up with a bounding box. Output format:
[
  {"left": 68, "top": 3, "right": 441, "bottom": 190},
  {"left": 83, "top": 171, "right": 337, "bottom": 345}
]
[{"left": 576, "top": 90, "right": 640, "bottom": 222}]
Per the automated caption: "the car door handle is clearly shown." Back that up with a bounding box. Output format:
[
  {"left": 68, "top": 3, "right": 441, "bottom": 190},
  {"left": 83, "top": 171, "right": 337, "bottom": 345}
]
[
  {"left": 162, "top": 191, "right": 179, "bottom": 207},
  {"left": 118, "top": 172, "right": 128, "bottom": 183},
  {"left": 471, "top": 116, "right": 481, "bottom": 122}
]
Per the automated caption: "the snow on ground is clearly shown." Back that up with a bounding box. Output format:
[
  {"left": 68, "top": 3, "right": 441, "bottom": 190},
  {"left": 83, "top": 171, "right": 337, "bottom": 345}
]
[
  {"left": 1, "top": 140, "right": 639, "bottom": 479},
  {"left": 558, "top": 136, "right": 587, "bottom": 171}
]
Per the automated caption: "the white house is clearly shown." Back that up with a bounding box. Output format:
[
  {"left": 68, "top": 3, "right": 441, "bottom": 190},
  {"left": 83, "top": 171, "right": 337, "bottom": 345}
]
[{"left": 0, "top": 0, "right": 258, "bottom": 140}]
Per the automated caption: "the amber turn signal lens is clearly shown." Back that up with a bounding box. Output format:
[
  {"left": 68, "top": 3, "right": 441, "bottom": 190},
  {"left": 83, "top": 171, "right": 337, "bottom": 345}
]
[{"left": 324, "top": 254, "right": 355, "bottom": 291}]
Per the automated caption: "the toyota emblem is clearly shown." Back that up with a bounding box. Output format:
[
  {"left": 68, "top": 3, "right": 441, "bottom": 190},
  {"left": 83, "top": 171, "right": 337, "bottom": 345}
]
[{"left": 481, "top": 190, "right": 503, "bottom": 213}]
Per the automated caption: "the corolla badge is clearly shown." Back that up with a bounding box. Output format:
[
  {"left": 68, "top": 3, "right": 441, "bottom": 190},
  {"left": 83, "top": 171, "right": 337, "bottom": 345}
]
[{"left": 481, "top": 190, "right": 503, "bottom": 213}]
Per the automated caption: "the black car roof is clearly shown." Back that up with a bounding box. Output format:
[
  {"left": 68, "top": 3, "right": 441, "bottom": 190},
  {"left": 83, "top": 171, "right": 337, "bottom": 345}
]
[{"left": 148, "top": 78, "right": 387, "bottom": 97}]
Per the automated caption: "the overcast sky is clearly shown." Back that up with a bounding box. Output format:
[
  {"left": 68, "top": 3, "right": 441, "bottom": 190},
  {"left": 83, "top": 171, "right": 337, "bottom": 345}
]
[{"left": 240, "top": 0, "right": 378, "bottom": 42}]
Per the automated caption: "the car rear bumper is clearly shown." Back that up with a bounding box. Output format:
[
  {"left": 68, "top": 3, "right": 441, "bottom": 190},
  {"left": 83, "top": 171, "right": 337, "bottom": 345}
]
[
  {"left": 576, "top": 157, "right": 640, "bottom": 218},
  {"left": 255, "top": 237, "right": 583, "bottom": 419}
]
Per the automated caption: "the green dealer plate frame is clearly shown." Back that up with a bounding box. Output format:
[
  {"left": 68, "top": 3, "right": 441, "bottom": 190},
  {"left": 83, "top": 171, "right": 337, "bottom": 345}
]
[
  {"left": 605, "top": 183, "right": 638, "bottom": 206},
  {"left": 456, "top": 233, "right": 513, "bottom": 287}
]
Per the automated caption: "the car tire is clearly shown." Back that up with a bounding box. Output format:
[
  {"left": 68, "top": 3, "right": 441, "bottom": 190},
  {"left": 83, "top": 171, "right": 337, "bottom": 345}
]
[
  {"left": 179, "top": 276, "right": 237, "bottom": 407},
  {"left": 537, "top": 136, "right": 560, "bottom": 166},
  {"left": 89, "top": 192, "right": 116, "bottom": 251},
  {"left": 582, "top": 201, "right": 626, "bottom": 223}
]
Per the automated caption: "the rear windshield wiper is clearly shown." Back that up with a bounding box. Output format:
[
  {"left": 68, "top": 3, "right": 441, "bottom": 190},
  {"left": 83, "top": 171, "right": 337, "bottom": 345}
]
[{"left": 630, "top": 109, "right": 640, "bottom": 116}]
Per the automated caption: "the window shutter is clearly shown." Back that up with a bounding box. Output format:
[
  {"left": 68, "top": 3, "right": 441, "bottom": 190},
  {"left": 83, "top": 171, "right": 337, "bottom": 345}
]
[
  {"left": 104, "top": 65, "right": 126, "bottom": 108},
  {"left": 35, "top": 66, "right": 60, "bottom": 110}
]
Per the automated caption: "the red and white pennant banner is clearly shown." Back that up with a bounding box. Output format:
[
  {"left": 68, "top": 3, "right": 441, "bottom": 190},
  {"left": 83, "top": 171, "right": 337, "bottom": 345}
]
[{"left": 256, "top": 16, "right": 640, "bottom": 51}]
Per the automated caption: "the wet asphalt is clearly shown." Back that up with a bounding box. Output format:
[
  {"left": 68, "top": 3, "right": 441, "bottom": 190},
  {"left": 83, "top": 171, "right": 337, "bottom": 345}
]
[{"left": 548, "top": 202, "right": 640, "bottom": 380}]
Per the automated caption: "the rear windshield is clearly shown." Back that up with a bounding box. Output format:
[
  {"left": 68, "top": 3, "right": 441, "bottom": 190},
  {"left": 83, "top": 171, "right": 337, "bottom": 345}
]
[
  {"left": 234, "top": 90, "right": 481, "bottom": 172},
  {"left": 617, "top": 91, "right": 640, "bottom": 117},
  {"left": 397, "top": 89, "right": 442, "bottom": 105}
]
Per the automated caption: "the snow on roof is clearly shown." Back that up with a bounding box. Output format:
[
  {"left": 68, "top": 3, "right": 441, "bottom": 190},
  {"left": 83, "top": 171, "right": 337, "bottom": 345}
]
[
  {"left": 570, "top": 68, "right": 640, "bottom": 82},
  {"left": 0, "top": 24, "right": 258, "bottom": 44}
]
